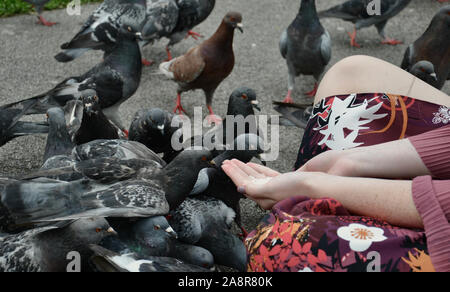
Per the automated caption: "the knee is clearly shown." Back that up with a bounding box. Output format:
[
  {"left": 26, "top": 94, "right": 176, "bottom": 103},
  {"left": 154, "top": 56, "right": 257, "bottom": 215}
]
[{"left": 325, "top": 55, "right": 375, "bottom": 80}]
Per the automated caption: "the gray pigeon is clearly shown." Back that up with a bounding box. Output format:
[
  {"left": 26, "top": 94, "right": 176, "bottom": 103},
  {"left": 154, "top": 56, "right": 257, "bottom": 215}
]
[
  {"left": 128, "top": 108, "right": 181, "bottom": 162},
  {"left": 401, "top": 6, "right": 450, "bottom": 89},
  {"left": 0, "top": 218, "right": 116, "bottom": 272},
  {"left": 0, "top": 102, "right": 48, "bottom": 148},
  {"left": 73, "top": 139, "right": 165, "bottom": 164},
  {"left": 42, "top": 107, "right": 74, "bottom": 165},
  {"left": 22, "top": 0, "right": 55, "bottom": 26},
  {"left": 280, "top": 0, "right": 331, "bottom": 103},
  {"left": 318, "top": 0, "right": 412, "bottom": 47},
  {"left": 55, "top": 0, "right": 147, "bottom": 63},
  {"left": 170, "top": 196, "right": 247, "bottom": 271},
  {"left": 72, "top": 89, "right": 121, "bottom": 145},
  {"left": 1, "top": 149, "right": 214, "bottom": 228},
  {"left": 105, "top": 216, "right": 215, "bottom": 269},
  {"left": 409, "top": 61, "right": 439, "bottom": 86},
  {"left": 1, "top": 25, "right": 143, "bottom": 136},
  {"left": 89, "top": 244, "right": 210, "bottom": 272},
  {"left": 141, "top": 0, "right": 216, "bottom": 61}
]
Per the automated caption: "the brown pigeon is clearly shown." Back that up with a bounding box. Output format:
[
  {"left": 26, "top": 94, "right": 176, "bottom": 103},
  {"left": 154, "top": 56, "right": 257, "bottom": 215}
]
[
  {"left": 401, "top": 5, "right": 450, "bottom": 90},
  {"left": 159, "top": 11, "right": 243, "bottom": 124}
]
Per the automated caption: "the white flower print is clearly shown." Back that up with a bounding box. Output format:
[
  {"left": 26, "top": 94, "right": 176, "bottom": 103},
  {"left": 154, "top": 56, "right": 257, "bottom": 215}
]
[
  {"left": 337, "top": 223, "right": 387, "bottom": 252},
  {"left": 432, "top": 106, "right": 450, "bottom": 125}
]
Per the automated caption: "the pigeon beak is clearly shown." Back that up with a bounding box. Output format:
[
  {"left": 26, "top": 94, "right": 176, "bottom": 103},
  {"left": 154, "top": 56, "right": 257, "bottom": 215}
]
[
  {"left": 209, "top": 160, "right": 216, "bottom": 167},
  {"left": 256, "top": 154, "right": 266, "bottom": 166},
  {"left": 157, "top": 125, "right": 165, "bottom": 135},
  {"left": 251, "top": 100, "right": 261, "bottom": 111},
  {"left": 165, "top": 226, "right": 178, "bottom": 239},
  {"left": 430, "top": 73, "right": 438, "bottom": 81},
  {"left": 236, "top": 23, "right": 244, "bottom": 33},
  {"left": 135, "top": 32, "right": 143, "bottom": 41},
  {"left": 106, "top": 227, "right": 118, "bottom": 237}
]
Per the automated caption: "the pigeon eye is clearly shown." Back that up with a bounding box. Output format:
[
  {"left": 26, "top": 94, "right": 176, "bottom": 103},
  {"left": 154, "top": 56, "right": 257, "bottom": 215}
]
[
  {"left": 154, "top": 225, "right": 161, "bottom": 230},
  {"left": 201, "top": 156, "right": 208, "bottom": 161},
  {"left": 94, "top": 95, "right": 99, "bottom": 101},
  {"left": 230, "top": 17, "right": 236, "bottom": 22},
  {"left": 242, "top": 94, "right": 248, "bottom": 100},
  {"left": 128, "top": 26, "right": 132, "bottom": 32},
  {"left": 95, "top": 228, "right": 102, "bottom": 233},
  {"left": 420, "top": 68, "right": 426, "bottom": 73}
]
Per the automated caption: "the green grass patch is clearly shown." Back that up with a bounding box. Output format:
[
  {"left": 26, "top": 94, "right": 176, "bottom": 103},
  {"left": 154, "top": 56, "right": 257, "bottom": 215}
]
[{"left": 0, "top": 0, "right": 103, "bottom": 17}]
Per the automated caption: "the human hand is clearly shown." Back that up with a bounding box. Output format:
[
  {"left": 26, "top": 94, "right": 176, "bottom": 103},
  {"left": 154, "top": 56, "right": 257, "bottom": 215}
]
[{"left": 221, "top": 159, "right": 315, "bottom": 210}]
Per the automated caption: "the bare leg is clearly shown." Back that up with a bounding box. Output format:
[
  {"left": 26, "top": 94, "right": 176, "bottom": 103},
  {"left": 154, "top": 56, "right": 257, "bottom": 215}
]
[{"left": 315, "top": 55, "right": 450, "bottom": 107}]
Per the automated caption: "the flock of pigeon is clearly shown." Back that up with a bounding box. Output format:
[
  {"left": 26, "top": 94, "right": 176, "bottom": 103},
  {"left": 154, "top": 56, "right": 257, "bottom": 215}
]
[{"left": 0, "top": 0, "right": 448, "bottom": 272}]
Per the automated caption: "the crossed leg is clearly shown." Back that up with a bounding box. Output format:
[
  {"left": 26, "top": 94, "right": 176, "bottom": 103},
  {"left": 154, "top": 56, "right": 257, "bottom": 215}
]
[{"left": 314, "top": 55, "right": 450, "bottom": 107}]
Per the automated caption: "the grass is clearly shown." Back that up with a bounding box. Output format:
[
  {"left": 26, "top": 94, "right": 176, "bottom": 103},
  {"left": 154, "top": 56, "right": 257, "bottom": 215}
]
[{"left": 0, "top": 0, "right": 103, "bottom": 17}]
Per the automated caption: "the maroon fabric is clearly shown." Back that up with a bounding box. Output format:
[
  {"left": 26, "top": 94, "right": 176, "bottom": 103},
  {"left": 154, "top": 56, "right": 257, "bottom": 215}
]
[
  {"left": 247, "top": 94, "right": 450, "bottom": 272},
  {"left": 295, "top": 93, "right": 446, "bottom": 169},
  {"left": 246, "top": 197, "right": 432, "bottom": 272}
]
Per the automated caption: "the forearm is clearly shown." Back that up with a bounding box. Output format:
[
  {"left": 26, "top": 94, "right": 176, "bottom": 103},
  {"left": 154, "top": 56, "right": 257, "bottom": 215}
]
[
  {"left": 303, "top": 173, "right": 423, "bottom": 229},
  {"left": 349, "top": 139, "right": 430, "bottom": 179}
]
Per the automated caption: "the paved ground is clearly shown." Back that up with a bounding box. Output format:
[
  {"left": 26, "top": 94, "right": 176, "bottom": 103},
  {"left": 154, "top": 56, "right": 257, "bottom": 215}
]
[{"left": 0, "top": 0, "right": 449, "bottom": 231}]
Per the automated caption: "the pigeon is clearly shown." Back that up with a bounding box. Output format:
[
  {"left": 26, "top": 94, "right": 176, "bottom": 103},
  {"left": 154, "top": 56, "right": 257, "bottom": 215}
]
[
  {"left": 128, "top": 108, "right": 181, "bottom": 162},
  {"left": 89, "top": 244, "right": 210, "bottom": 272},
  {"left": 21, "top": 0, "right": 56, "bottom": 27},
  {"left": 318, "top": 0, "right": 412, "bottom": 47},
  {"left": 72, "top": 139, "right": 166, "bottom": 163},
  {"left": 42, "top": 107, "right": 75, "bottom": 166},
  {"left": 401, "top": 6, "right": 450, "bottom": 89},
  {"left": 159, "top": 11, "right": 244, "bottom": 124},
  {"left": 142, "top": 0, "right": 217, "bottom": 61},
  {"left": 280, "top": 0, "right": 331, "bottom": 103},
  {"left": 409, "top": 61, "right": 439, "bottom": 86},
  {"left": 72, "top": 89, "right": 120, "bottom": 145},
  {"left": 2, "top": 25, "right": 143, "bottom": 135},
  {"left": 169, "top": 196, "right": 247, "bottom": 271},
  {"left": 272, "top": 102, "right": 313, "bottom": 129},
  {"left": 1, "top": 149, "right": 214, "bottom": 228},
  {"left": 0, "top": 102, "right": 48, "bottom": 148},
  {"left": 0, "top": 218, "right": 116, "bottom": 272},
  {"left": 203, "top": 87, "right": 261, "bottom": 147},
  {"left": 105, "top": 216, "right": 215, "bottom": 269},
  {"left": 54, "top": 0, "right": 147, "bottom": 64}
]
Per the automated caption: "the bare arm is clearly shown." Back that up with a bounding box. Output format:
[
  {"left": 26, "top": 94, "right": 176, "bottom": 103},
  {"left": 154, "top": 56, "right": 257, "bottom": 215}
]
[
  {"left": 222, "top": 160, "right": 423, "bottom": 229},
  {"left": 299, "top": 138, "right": 430, "bottom": 179}
]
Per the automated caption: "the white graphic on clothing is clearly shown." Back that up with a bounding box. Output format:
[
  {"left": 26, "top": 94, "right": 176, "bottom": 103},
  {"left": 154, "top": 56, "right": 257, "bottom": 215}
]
[
  {"left": 316, "top": 94, "right": 387, "bottom": 150},
  {"left": 432, "top": 106, "right": 450, "bottom": 125}
]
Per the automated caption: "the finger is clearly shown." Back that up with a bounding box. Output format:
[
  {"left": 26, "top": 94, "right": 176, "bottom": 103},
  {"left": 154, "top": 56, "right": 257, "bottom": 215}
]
[
  {"left": 230, "top": 159, "right": 265, "bottom": 178},
  {"left": 221, "top": 163, "right": 251, "bottom": 187},
  {"left": 247, "top": 163, "right": 280, "bottom": 177}
]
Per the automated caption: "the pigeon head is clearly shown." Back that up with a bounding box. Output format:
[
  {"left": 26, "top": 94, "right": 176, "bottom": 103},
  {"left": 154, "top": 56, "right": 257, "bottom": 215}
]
[
  {"left": 214, "top": 134, "right": 266, "bottom": 166},
  {"left": 410, "top": 61, "right": 438, "bottom": 82},
  {"left": 66, "top": 218, "right": 118, "bottom": 244},
  {"left": 80, "top": 90, "right": 101, "bottom": 116},
  {"left": 162, "top": 149, "right": 215, "bottom": 209},
  {"left": 145, "top": 109, "right": 168, "bottom": 135},
  {"left": 228, "top": 87, "right": 260, "bottom": 116},
  {"left": 118, "top": 24, "right": 143, "bottom": 41},
  {"left": 133, "top": 216, "right": 177, "bottom": 256},
  {"left": 224, "top": 12, "right": 244, "bottom": 33},
  {"left": 46, "top": 107, "right": 66, "bottom": 126}
]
